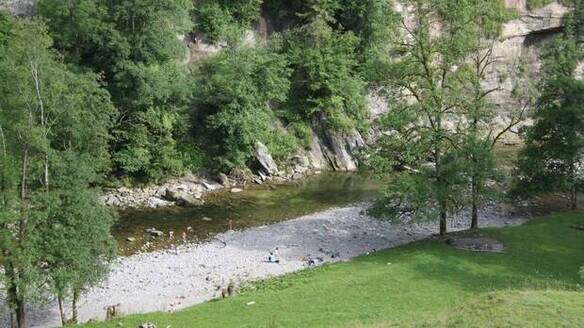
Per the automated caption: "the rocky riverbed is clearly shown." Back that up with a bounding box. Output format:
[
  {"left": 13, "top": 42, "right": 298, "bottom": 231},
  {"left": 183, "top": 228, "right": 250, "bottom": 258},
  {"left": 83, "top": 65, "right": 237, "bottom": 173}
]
[{"left": 6, "top": 202, "right": 529, "bottom": 328}]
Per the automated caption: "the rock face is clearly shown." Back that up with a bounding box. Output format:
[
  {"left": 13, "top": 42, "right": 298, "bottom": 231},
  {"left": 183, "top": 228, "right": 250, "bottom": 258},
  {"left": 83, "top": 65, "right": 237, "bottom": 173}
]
[
  {"left": 486, "top": 1, "right": 572, "bottom": 115},
  {"left": 0, "top": 0, "right": 34, "bottom": 16},
  {"left": 309, "top": 124, "right": 364, "bottom": 172}
]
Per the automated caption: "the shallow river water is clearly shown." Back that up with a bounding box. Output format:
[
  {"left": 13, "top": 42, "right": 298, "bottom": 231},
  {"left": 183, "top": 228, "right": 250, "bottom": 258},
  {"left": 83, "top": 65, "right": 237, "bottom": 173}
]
[{"left": 114, "top": 172, "right": 381, "bottom": 255}]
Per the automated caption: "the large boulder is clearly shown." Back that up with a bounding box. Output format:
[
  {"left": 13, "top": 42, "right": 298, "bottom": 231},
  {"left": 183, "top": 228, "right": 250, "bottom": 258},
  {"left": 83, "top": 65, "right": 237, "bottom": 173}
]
[
  {"left": 146, "top": 197, "right": 173, "bottom": 209},
  {"left": 164, "top": 189, "right": 203, "bottom": 207},
  {"left": 252, "top": 141, "right": 279, "bottom": 176}
]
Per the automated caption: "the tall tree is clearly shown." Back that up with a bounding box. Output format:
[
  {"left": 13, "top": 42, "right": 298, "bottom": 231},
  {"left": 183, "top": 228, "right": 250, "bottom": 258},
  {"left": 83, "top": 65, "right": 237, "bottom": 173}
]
[
  {"left": 40, "top": 153, "right": 117, "bottom": 325},
  {"left": 284, "top": 17, "right": 367, "bottom": 132},
  {"left": 512, "top": 6, "right": 584, "bottom": 210},
  {"left": 368, "top": 0, "right": 510, "bottom": 234},
  {"left": 192, "top": 47, "right": 291, "bottom": 170},
  {"left": 453, "top": 1, "right": 521, "bottom": 229},
  {"left": 513, "top": 77, "right": 584, "bottom": 209},
  {"left": 0, "top": 15, "right": 117, "bottom": 327}
]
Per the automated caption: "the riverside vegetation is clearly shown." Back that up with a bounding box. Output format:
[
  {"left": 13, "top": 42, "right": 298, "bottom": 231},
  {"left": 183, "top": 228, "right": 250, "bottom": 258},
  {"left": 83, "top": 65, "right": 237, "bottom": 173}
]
[{"left": 0, "top": 0, "right": 582, "bottom": 327}]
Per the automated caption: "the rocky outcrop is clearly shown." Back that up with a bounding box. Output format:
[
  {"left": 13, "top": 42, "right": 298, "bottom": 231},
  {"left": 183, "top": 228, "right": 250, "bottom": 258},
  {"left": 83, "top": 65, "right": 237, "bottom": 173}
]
[
  {"left": 0, "top": 0, "right": 34, "bottom": 16},
  {"left": 309, "top": 125, "right": 364, "bottom": 172},
  {"left": 486, "top": 2, "right": 571, "bottom": 114},
  {"left": 103, "top": 175, "right": 222, "bottom": 209}
]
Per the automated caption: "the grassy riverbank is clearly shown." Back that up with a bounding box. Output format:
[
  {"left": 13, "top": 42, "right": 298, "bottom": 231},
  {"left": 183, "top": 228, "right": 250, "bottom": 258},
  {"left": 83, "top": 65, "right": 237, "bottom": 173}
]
[{"left": 82, "top": 212, "right": 584, "bottom": 327}]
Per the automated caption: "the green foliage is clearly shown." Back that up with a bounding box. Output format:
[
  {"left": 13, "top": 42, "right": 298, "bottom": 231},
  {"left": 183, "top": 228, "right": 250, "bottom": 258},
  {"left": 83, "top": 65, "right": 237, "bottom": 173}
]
[
  {"left": 192, "top": 47, "right": 292, "bottom": 170},
  {"left": 193, "top": 0, "right": 262, "bottom": 44},
  {"left": 38, "top": 153, "right": 117, "bottom": 316},
  {"left": 513, "top": 15, "right": 584, "bottom": 209},
  {"left": 0, "top": 15, "right": 118, "bottom": 324},
  {"left": 265, "top": 130, "right": 301, "bottom": 160},
  {"left": 335, "top": 0, "right": 400, "bottom": 84},
  {"left": 285, "top": 18, "right": 367, "bottom": 131},
  {"left": 38, "top": 0, "right": 195, "bottom": 181},
  {"left": 541, "top": 36, "right": 583, "bottom": 82},
  {"left": 34, "top": 0, "right": 405, "bottom": 180},
  {"left": 513, "top": 78, "right": 584, "bottom": 207},
  {"left": 367, "top": 0, "right": 510, "bottom": 233},
  {"left": 565, "top": 0, "right": 584, "bottom": 38}
]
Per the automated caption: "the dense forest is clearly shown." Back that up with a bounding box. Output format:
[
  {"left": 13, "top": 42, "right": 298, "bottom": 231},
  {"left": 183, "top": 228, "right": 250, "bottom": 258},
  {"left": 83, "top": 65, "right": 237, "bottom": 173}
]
[
  {"left": 3, "top": 0, "right": 401, "bottom": 185},
  {"left": 0, "top": 0, "right": 582, "bottom": 327}
]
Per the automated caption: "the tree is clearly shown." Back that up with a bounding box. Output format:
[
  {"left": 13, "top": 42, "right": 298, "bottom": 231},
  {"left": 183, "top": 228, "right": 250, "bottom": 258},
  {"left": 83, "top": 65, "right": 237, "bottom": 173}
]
[
  {"left": 513, "top": 78, "right": 584, "bottom": 209},
  {"left": 40, "top": 153, "right": 116, "bottom": 325},
  {"left": 284, "top": 18, "right": 367, "bottom": 132},
  {"left": 368, "top": 0, "right": 510, "bottom": 234},
  {"left": 193, "top": 0, "right": 262, "bottom": 44},
  {"left": 38, "top": 0, "right": 195, "bottom": 181},
  {"left": 0, "top": 15, "right": 117, "bottom": 327},
  {"left": 191, "top": 47, "right": 292, "bottom": 170},
  {"left": 512, "top": 9, "right": 584, "bottom": 210},
  {"left": 453, "top": 1, "right": 523, "bottom": 229}
]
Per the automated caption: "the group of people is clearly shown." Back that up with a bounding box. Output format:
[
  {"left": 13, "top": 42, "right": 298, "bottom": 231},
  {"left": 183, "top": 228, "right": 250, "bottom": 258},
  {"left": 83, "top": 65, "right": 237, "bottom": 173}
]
[{"left": 267, "top": 247, "right": 335, "bottom": 266}]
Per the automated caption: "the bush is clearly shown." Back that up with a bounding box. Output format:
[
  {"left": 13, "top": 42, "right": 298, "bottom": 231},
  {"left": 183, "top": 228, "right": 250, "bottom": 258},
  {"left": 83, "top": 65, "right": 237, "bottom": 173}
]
[{"left": 193, "top": 0, "right": 262, "bottom": 44}]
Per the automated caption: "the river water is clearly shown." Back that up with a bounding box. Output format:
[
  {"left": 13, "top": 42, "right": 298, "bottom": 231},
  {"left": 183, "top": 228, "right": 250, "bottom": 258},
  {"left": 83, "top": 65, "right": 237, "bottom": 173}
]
[{"left": 114, "top": 172, "right": 381, "bottom": 255}]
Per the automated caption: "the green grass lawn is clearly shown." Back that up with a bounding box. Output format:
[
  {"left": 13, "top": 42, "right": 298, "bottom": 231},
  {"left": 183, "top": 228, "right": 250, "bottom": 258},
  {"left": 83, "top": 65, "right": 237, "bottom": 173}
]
[{"left": 82, "top": 213, "right": 584, "bottom": 328}]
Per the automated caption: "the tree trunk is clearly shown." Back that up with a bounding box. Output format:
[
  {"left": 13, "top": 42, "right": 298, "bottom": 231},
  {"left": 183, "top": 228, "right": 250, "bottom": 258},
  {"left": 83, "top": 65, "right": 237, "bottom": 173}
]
[
  {"left": 72, "top": 290, "right": 79, "bottom": 324},
  {"left": 471, "top": 203, "right": 478, "bottom": 229},
  {"left": 43, "top": 153, "right": 49, "bottom": 192},
  {"left": 571, "top": 185, "right": 577, "bottom": 210},
  {"left": 471, "top": 180, "right": 479, "bottom": 229},
  {"left": 15, "top": 295, "right": 25, "bottom": 328},
  {"left": 20, "top": 148, "right": 27, "bottom": 200},
  {"left": 439, "top": 210, "right": 447, "bottom": 235},
  {"left": 4, "top": 260, "right": 19, "bottom": 328},
  {"left": 58, "top": 296, "right": 67, "bottom": 326}
]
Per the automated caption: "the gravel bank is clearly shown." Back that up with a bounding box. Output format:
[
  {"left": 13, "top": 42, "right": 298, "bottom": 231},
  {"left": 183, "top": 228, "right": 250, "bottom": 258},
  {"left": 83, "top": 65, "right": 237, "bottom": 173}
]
[{"left": 2, "top": 203, "right": 527, "bottom": 327}]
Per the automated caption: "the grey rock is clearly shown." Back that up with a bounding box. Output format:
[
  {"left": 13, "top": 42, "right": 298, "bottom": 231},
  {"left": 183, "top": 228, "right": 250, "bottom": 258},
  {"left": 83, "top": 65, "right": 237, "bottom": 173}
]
[
  {"left": 217, "top": 173, "right": 230, "bottom": 187},
  {"left": 104, "top": 195, "right": 121, "bottom": 207},
  {"left": 253, "top": 141, "right": 279, "bottom": 176},
  {"left": 165, "top": 190, "right": 203, "bottom": 207},
  {"left": 145, "top": 228, "right": 164, "bottom": 237},
  {"left": 146, "top": 197, "right": 172, "bottom": 208}
]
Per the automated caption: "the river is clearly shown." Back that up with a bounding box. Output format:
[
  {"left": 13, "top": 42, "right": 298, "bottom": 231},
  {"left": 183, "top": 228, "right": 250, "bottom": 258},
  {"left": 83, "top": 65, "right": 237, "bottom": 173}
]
[{"left": 114, "top": 172, "right": 382, "bottom": 255}]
